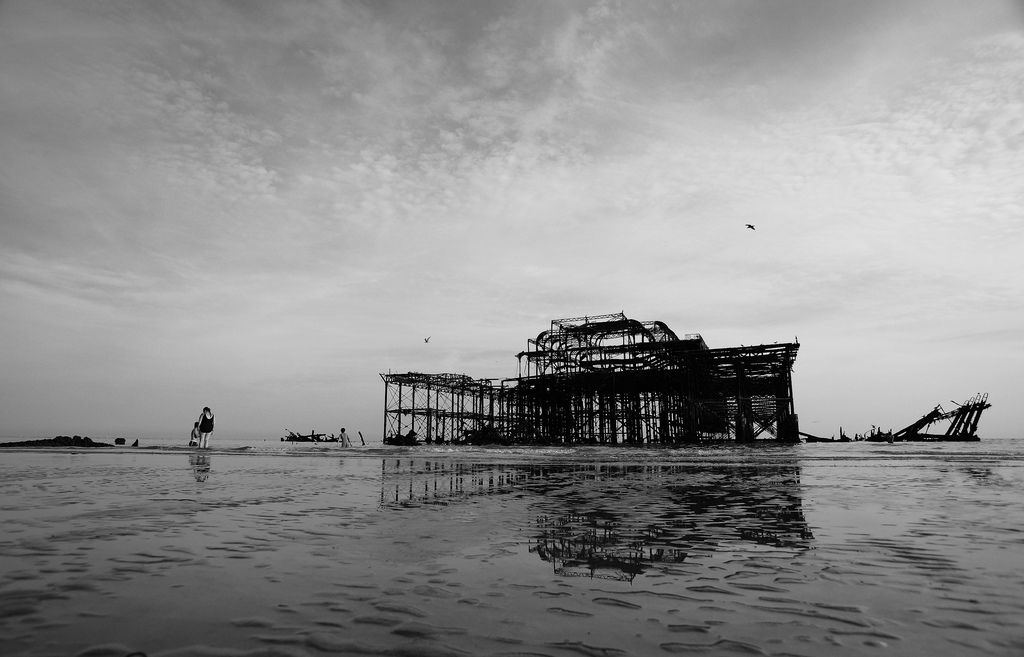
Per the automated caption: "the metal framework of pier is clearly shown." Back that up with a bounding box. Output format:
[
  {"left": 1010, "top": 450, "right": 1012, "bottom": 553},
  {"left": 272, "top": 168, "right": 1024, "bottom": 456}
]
[
  {"left": 892, "top": 392, "right": 991, "bottom": 441},
  {"left": 380, "top": 372, "right": 503, "bottom": 445},
  {"left": 381, "top": 312, "right": 800, "bottom": 445}
]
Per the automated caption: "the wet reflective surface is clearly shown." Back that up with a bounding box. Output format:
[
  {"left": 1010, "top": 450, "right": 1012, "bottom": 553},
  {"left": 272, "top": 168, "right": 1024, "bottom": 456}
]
[{"left": 1, "top": 443, "right": 1023, "bottom": 656}]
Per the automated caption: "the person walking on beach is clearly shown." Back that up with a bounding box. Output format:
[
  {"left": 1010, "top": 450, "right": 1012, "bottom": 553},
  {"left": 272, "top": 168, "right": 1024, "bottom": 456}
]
[
  {"left": 189, "top": 421, "right": 201, "bottom": 447},
  {"left": 197, "top": 406, "right": 214, "bottom": 449},
  {"left": 338, "top": 427, "right": 351, "bottom": 447}
]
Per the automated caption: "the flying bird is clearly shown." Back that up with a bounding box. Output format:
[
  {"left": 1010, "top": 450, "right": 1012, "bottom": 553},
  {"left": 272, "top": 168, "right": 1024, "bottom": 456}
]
[
  {"left": 745, "top": 224, "right": 755, "bottom": 230},
  {"left": 424, "top": 336, "right": 430, "bottom": 343}
]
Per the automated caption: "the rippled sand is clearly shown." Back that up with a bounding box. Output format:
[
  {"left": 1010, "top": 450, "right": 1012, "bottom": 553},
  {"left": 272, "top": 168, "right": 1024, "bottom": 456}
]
[{"left": 1, "top": 443, "right": 1022, "bottom": 656}]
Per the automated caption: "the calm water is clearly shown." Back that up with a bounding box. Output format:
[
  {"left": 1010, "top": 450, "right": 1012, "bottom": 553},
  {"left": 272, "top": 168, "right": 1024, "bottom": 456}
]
[{"left": 1, "top": 441, "right": 1022, "bottom": 656}]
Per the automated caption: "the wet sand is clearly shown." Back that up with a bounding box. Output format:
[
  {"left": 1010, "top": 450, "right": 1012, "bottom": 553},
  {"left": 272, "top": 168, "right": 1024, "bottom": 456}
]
[{"left": 1, "top": 443, "right": 1022, "bottom": 656}]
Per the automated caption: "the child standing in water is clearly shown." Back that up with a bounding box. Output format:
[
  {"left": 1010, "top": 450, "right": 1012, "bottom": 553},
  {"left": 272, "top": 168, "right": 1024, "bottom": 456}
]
[
  {"left": 197, "top": 406, "right": 215, "bottom": 449},
  {"left": 189, "top": 421, "right": 201, "bottom": 447}
]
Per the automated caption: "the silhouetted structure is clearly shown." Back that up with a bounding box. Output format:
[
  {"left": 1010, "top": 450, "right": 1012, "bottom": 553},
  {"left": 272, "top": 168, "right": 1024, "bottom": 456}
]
[
  {"left": 382, "top": 313, "right": 800, "bottom": 445},
  {"left": 866, "top": 393, "right": 991, "bottom": 442},
  {"left": 380, "top": 373, "right": 500, "bottom": 445}
]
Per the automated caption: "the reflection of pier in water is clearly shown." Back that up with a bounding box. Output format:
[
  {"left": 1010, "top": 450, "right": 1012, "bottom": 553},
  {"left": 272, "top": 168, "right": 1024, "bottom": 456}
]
[
  {"left": 379, "top": 459, "right": 531, "bottom": 507},
  {"left": 380, "top": 459, "right": 812, "bottom": 581}
]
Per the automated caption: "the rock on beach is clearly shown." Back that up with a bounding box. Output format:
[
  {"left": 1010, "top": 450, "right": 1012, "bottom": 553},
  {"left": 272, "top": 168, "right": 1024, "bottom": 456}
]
[{"left": 0, "top": 435, "right": 114, "bottom": 448}]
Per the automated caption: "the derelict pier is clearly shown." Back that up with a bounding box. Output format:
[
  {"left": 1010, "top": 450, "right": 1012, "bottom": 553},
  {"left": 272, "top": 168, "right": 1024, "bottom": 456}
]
[{"left": 381, "top": 312, "right": 799, "bottom": 445}]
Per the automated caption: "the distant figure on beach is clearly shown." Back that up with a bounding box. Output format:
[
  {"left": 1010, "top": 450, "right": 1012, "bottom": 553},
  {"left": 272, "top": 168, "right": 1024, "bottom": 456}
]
[
  {"left": 197, "top": 406, "right": 214, "bottom": 449},
  {"left": 339, "top": 427, "right": 352, "bottom": 447},
  {"left": 189, "top": 421, "right": 201, "bottom": 447}
]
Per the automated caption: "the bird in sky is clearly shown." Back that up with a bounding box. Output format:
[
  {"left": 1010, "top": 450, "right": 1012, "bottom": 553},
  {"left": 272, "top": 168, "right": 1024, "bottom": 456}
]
[
  {"left": 745, "top": 224, "right": 756, "bottom": 230},
  {"left": 424, "top": 336, "right": 430, "bottom": 343}
]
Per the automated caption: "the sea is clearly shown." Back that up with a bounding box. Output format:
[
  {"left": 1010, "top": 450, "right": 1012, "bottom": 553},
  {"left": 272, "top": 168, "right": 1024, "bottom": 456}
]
[{"left": 1, "top": 436, "right": 1022, "bottom": 657}]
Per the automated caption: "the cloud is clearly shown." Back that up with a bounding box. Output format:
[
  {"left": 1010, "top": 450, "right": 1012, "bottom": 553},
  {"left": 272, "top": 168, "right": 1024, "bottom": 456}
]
[{"left": 1, "top": 0, "right": 1022, "bottom": 438}]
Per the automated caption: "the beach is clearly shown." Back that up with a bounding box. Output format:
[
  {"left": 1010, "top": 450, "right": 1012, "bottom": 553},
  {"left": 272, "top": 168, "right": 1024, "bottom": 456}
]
[{"left": 1, "top": 441, "right": 1022, "bottom": 656}]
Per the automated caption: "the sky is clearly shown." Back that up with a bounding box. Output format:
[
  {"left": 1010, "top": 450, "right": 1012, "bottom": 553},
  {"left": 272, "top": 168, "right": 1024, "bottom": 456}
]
[{"left": 1, "top": 0, "right": 1022, "bottom": 441}]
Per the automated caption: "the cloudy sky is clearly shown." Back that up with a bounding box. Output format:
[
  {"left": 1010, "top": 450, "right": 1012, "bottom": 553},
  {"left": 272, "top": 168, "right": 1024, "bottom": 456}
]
[{"left": 1, "top": 0, "right": 1022, "bottom": 441}]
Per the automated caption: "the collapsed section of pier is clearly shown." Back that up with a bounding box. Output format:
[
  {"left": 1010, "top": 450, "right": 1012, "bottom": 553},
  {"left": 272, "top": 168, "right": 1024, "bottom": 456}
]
[{"left": 381, "top": 312, "right": 799, "bottom": 445}]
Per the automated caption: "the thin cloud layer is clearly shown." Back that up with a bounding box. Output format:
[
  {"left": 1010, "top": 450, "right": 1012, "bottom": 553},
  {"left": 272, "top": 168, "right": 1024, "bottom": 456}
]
[{"left": 1, "top": 0, "right": 1021, "bottom": 438}]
